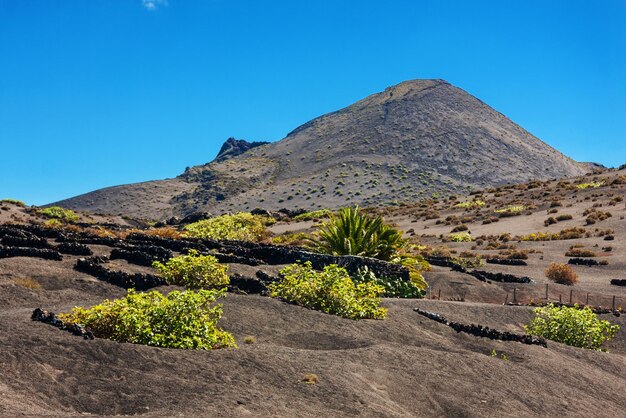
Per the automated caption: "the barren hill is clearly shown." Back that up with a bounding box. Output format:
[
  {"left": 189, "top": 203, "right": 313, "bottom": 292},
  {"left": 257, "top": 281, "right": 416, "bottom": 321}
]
[{"left": 53, "top": 79, "right": 586, "bottom": 219}]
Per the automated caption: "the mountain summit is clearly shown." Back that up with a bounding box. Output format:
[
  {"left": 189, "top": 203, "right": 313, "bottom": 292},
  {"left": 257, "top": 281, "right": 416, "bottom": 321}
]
[{"left": 53, "top": 79, "right": 586, "bottom": 219}]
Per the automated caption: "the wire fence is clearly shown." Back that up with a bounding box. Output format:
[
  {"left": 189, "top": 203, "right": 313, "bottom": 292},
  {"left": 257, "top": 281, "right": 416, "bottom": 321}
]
[{"left": 427, "top": 284, "right": 626, "bottom": 311}]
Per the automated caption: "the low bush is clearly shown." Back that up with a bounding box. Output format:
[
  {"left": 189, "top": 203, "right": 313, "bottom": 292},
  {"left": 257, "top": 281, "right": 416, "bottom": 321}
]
[
  {"left": 450, "top": 224, "right": 468, "bottom": 233},
  {"left": 59, "top": 289, "right": 236, "bottom": 349},
  {"left": 545, "top": 263, "right": 578, "bottom": 285},
  {"left": 565, "top": 248, "right": 596, "bottom": 258},
  {"left": 544, "top": 217, "right": 557, "bottom": 226},
  {"left": 576, "top": 181, "right": 604, "bottom": 189},
  {"left": 353, "top": 266, "right": 424, "bottom": 298},
  {"left": 184, "top": 212, "right": 273, "bottom": 241},
  {"left": 525, "top": 304, "right": 619, "bottom": 351},
  {"left": 37, "top": 206, "right": 80, "bottom": 222},
  {"left": 454, "top": 200, "right": 485, "bottom": 209},
  {"left": 448, "top": 232, "right": 472, "bottom": 242},
  {"left": 293, "top": 209, "right": 331, "bottom": 221},
  {"left": 142, "top": 227, "right": 184, "bottom": 239},
  {"left": 268, "top": 262, "right": 387, "bottom": 319},
  {"left": 556, "top": 214, "right": 573, "bottom": 222},
  {"left": 520, "top": 227, "right": 586, "bottom": 241},
  {"left": 494, "top": 205, "right": 526, "bottom": 217},
  {"left": 152, "top": 250, "right": 229, "bottom": 289}
]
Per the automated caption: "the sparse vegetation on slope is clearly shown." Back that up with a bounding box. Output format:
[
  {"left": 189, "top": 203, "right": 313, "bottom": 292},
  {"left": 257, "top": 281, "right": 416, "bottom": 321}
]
[{"left": 1, "top": 198, "right": 26, "bottom": 207}]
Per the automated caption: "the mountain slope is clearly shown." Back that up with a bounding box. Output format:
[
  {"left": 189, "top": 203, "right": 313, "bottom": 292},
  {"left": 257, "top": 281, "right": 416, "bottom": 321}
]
[{"left": 53, "top": 79, "right": 586, "bottom": 219}]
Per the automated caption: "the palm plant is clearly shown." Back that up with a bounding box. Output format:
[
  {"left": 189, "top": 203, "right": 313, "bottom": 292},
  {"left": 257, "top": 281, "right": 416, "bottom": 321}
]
[
  {"left": 311, "top": 206, "right": 408, "bottom": 260},
  {"left": 311, "top": 206, "right": 429, "bottom": 291}
]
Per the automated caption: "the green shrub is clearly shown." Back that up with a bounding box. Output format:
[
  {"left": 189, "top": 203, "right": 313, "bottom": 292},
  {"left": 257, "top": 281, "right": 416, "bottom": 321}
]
[
  {"left": 268, "top": 262, "right": 386, "bottom": 319},
  {"left": 448, "top": 232, "right": 472, "bottom": 242},
  {"left": 0, "top": 198, "right": 25, "bottom": 207},
  {"left": 525, "top": 304, "right": 619, "bottom": 351},
  {"left": 311, "top": 206, "right": 408, "bottom": 261},
  {"left": 293, "top": 209, "right": 331, "bottom": 221},
  {"left": 184, "top": 212, "right": 273, "bottom": 241},
  {"left": 152, "top": 250, "right": 229, "bottom": 289},
  {"left": 353, "top": 266, "right": 423, "bottom": 298},
  {"left": 37, "top": 206, "right": 79, "bottom": 222},
  {"left": 494, "top": 205, "right": 526, "bottom": 216},
  {"left": 454, "top": 200, "right": 485, "bottom": 209},
  {"left": 59, "top": 289, "right": 236, "bottom": 349},
  {"left": 576, "top": 181, "right": 604, "bottom": 189}
]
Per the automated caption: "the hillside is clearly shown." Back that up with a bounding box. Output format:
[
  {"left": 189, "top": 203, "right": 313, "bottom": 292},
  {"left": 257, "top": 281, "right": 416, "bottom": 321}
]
[
  {"left": 1, "top": 168, "right": 626, "bottom": 417},
  {"left": 53, "top": 79, "right": 586, "bottom": 220}
]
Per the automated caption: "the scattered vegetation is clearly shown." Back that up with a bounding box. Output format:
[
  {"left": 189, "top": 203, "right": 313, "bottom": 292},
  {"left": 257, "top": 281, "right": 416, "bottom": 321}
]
[
  {"left": 519, "top": 227, "right": 587, "bottom": 241},
  {"left": 565, "top": 247, "right": 597, "bottom": 258},
  {"left": 59, "top": 289, "right": 236, "bottom": 349},
  {"left": 525, "top": 304, "right": 619, "bottom": 351},
  {"left": 268, "top": 262, "right": 387, "bottom": 319},
  {"left": 545, "top": 263, "right": 578, "bottom": 285},
  {"left": 490, "top": 349, "right": 509, "bottom": 361},
  {"left": 0, "top": 198, "right": 26, "bottom": 207},
  {"left": 184, "top": 212, "right": 273, "bottom": 241},
  {"left": 152, "top": 250, "right": 230, "bottom": 289},
  {"left": 243, "top": 336, "right": 256, "bottom": 344}
]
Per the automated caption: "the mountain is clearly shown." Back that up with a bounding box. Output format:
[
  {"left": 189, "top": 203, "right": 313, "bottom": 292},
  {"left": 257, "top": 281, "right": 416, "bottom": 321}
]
[
  {"left": 214, "top": 137, "right": 270, "bottom": 162},
  {"left": 52, "top": 79, "right": 587, "bottom": 219}
]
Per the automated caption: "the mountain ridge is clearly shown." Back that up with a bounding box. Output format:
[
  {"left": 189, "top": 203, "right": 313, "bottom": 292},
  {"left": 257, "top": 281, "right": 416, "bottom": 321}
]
[{"left": 52, "top": 79, "right": 587, "bottom": 219}]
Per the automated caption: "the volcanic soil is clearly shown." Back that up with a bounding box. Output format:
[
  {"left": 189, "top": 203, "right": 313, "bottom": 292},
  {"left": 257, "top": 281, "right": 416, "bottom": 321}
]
[{"left": 1, "top": 169, "right": 626, "bottom": 417}]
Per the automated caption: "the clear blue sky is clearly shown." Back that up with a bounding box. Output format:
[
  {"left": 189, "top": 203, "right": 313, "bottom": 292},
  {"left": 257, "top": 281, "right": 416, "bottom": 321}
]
[{"left": 1, "top": 0, "right": 625, "bottom": 205}]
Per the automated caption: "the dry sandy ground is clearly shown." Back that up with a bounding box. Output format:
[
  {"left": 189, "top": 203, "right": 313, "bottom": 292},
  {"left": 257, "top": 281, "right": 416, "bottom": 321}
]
[
  {"left": 2, "top": 171, "right": 626, "bottom": 417},
  {"left": 1, "top": 254, "right": 625, "bottom": 418}
]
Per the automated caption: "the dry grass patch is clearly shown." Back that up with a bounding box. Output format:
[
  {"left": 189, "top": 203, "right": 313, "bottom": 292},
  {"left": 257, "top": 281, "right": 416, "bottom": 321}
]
[
  {"left": 545, "top": 263, "right": 578, "bottom": 286},
  {"left": 14, "top": 278, "right": 42, "bottom": 290}
]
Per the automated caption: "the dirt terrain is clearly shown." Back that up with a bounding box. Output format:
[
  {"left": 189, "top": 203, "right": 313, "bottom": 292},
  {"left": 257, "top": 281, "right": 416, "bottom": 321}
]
[{"left": 1, "top": 168, "right": 626, "bottom": 417}]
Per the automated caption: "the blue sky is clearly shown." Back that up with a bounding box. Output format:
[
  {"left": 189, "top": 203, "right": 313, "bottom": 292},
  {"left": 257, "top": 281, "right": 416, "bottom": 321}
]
[{"left": 1, "top": 0, "right": 625, "bottom": 205}]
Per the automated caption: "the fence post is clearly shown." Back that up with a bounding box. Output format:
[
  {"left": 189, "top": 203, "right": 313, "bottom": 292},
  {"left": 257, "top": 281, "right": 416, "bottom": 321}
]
[
  {"left": 438, "top": 289, "right": 441, "bottom": 300},
  {"left": 545, "top": 284, "right": 549, "bottom": 300},
  {"left": 504, "top": 293, "right": 509, "bottom": 305},
  {"left": 569, "top": 289, "right": 573, "bottom": 304},
  {"left": 586, "top": 293, "right": 589, "bottom": 305},
  {"left": 513, "top": 288, "right": 517, "bottom": 304},
  {"left": 559, "top": 294, "right": 562, "bottom": 303},
  {"left": 613, "top": 295, "right": 616, "bottom": 310}
]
